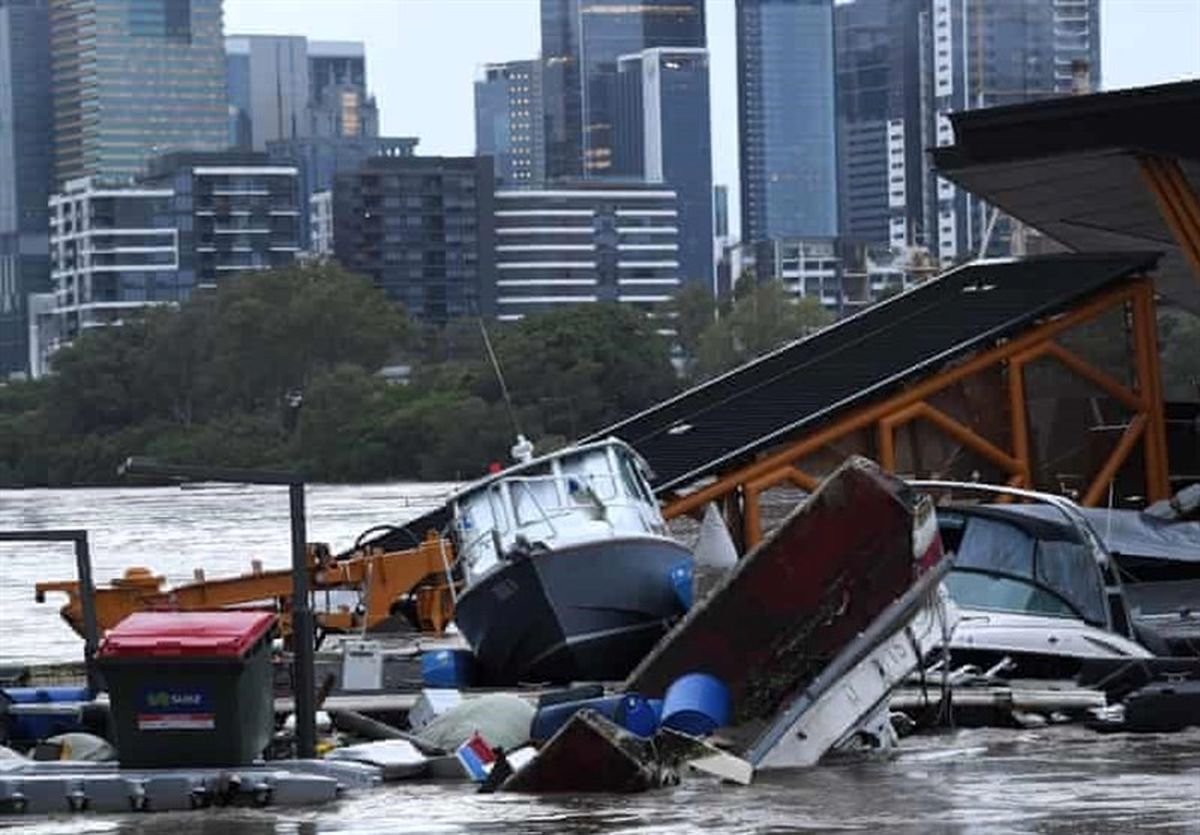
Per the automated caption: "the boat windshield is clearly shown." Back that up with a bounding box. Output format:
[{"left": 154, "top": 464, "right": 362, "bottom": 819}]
[
  {"left": 942, "top": 512, "right": 1107, "bottom": 625},
  {"left": 944, "top": 571, "right": 1078, "bottom": 619}
]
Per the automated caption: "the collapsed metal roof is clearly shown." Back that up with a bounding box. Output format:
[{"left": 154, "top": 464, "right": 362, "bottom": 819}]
[
  {"left": 932, "top": 80, "right": 1200, "bottom": 315},
  {"left": 591, "top": 253, "right": 1160, "bottom": 493}
]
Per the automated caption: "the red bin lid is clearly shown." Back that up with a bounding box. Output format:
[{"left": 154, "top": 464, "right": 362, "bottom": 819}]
[{"left": 98, "top": 611, "right": 277, "bottom": 659}]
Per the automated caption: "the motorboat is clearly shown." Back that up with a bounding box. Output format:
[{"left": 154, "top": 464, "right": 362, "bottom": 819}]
[
  {"left": 628, "top": 458, "right": 956, "bottom": 770},
  {"left": 448, "top": 437, "right": 692, "bottom": 685},
  {"left": 913, "top": 481, "right": 1156, "bottom": 680}
]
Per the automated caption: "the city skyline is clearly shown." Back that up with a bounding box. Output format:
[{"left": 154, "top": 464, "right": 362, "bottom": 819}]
[{"left": 226, "top": 0, "right": 1200, "bottom": 239}]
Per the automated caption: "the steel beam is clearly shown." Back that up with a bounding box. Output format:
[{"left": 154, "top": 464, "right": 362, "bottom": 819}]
[
  {"left": 1139, "top": 155, "right": 1200, "bottom": 281},
  {"left": 1081, "top": 414, "right": 1148, "bottom": 507},
  {"left": 882, "top": 402, "right": 1023, "bottom": 476},
  {"left": 664, "top": 281, "right": 1139, "bottom": 520},
  {"left": 1131, "top": 281, "right": 1172, "bottom": 501},
  {"left": 1007, "top": 357, "right": 1032, "bottom": 488}
]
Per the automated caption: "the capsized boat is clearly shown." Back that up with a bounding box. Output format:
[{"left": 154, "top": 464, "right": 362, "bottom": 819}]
[
  {"left": 626, "top": 457, "right": 955, "bottom": 770},
  {"left": 449, "top": 437, "right": 692, "bottom": 685}
]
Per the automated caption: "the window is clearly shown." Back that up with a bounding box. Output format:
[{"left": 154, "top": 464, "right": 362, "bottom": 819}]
[{"left": 945, "top": 571, "right": 1077, "bottom": 619}]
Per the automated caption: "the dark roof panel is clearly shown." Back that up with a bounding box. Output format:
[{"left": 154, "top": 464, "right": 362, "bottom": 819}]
[
  {"left": 589, "top": 254, "right": 1159, "bottom": 492},
  {"left": 934, "top": 80, "right": 1200, "bottom": 166},
  {"left": 932, "top": 80, "right": 1200, "bottom": 314}
]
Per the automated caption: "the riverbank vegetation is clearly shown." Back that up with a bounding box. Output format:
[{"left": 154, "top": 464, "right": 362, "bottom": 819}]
[
  {"left": 0, "top": 264, "right": 685, "bottom": 486},
  {"left": 3, "top": 263, "right": 1196, "bottom": 488}
]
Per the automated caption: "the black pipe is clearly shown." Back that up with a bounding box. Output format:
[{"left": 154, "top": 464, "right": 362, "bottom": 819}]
[{"left": 288, "top": 482, "right": 316, "bottom": 760}]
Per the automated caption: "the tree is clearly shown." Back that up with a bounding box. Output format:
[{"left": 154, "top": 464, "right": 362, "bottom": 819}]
[
  {"left": 661, "top": 283, "right": 719, "bottom": 361},
  {"left": 490, "top": 304, "right": 680, "bottom": 440},
  {"left": 205, "top": 262, "right": 412, "bottom": 413},
  {"left": 694, "top": 282, "right": 834, "bottom": 380}
]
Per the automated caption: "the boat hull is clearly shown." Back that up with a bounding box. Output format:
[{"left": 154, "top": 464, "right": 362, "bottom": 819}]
[{"left": 454, "top": 536, "right": 692, "bottom": 685}]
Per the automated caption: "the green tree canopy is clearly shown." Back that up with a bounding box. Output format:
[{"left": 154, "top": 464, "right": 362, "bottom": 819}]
[
  {"left": 694, "top": 281, "right": 834, "bottom": 380},
  {"left": 489, "top": 303, "right": 679, "bottom": 441},
  {"left": 1, "top": 274, "right": 685, "bottom": 486}
]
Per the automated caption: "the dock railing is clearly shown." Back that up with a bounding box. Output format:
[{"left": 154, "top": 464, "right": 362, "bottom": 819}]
[
  {"left": 0, "top": 529, "right": 101, "bottom": 693},
  {"left": 117, "top": 457, "right": 317, "bottom": 759}
]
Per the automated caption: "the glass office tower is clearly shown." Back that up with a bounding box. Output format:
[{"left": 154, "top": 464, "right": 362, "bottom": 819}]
[
  {"left": 0, "top": 0, "right": 51, "bottom": 376},
  {"left": 737, "top": 0, "right": 838, "bottom": 243},
  {"left": 475, "top": 59, "right": 545, "bottom": 185},
  {"left": 614, "top": 47, "right": 713, "bottom": 286},
  {"left": 50, "top": 0, "right": 228, "bottom": 185},
  {"left": 541, "top": 0, "right": 705, "bottom": 180}
]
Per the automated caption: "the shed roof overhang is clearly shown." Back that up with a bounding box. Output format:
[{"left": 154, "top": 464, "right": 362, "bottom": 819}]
[{"left": 933, "top": 80, "right": 1200, "bottom": 314}]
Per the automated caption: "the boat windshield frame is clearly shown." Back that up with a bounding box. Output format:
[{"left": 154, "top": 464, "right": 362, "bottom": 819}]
[{"left": 910, "top": 480, "right": 1135, "bottom": 638}]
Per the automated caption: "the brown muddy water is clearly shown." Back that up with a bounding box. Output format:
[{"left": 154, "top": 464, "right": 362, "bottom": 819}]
[{"left": 2, "top": 487, "right": 1199, "bottom": 833}]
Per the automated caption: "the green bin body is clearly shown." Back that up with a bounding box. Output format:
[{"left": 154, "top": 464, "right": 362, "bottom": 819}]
[{"left": 98, "top": 611, "right": 276, "bottom": 768}]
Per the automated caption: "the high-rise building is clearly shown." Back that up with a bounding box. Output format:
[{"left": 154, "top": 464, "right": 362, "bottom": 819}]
[
  {"left": 492, "top": 182, "right": 681, "bottom": 320},
  {"left": 475, "top": 60, "right": 545, "bottom": 185},
  {"left": 225, "top": 35, "right": 310, "bottom": 151},
  {"left": 226, "top": 37, "right": 378, "bottom": 151},
  {"left": 614, "top": 47, "right": 712, "bottom": 287},
  {"left": 48, "top": 176, "right": 179, "bottom": 345},
  {"left": 332, "top": 156, "right": 496, "bottom": 324},
  {"left": 928, "top": 0, "right": 1101, "bottom": 261},
  {"left": 307, "top": 40, "right": 378, "bottom": 140},
  {"left": 142, "top": 152, "right": 300, "bottom": 289},
  {"left": 43, "top": 152, "right": 300, "bottom": 370},
  {"left": 50, "top": 0, "right": 229, "bottom": 186},
  {"left": 540, "top": 0, "right": 582, "bottom": 181},
  {"left": 835, "top": 0, "right": 925, "bottom": 250},
  {"left": 540, "top": 0, "right": 705, "bottom": 180},
  {"left": 833, "top": 0, "right": 1101, "bottom": 263},
  {"left": 0, "top": 0, "right": 51, "bottom": 377},
  {"left": 737, "top": 0, "right": 839, "bottom": 244},
  {"left": 267, "top": 135, "right": 418, "bottom": 252}
]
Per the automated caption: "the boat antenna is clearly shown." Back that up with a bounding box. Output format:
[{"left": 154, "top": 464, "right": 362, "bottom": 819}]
[{"left": 478, "top": 318, "right": 528, "bottom": 459}]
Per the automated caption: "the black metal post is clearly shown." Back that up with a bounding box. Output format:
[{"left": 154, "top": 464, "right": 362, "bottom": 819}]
[
  {"left": 73, "top": 535, "right": 100, "bottom": 691},
  {"left": 289, "top": 482, "right": 316, "bottom": 759},
  {"left": 118, "top": 457, "right": 317, "bottom": 759},
  {"left": 0, "top": 529, "right": 101, "bottom": 693}
]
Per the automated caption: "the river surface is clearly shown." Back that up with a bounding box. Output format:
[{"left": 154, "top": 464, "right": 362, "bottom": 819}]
[{"left": 2, "top": 486, "right": 1199, "bottom": 833}]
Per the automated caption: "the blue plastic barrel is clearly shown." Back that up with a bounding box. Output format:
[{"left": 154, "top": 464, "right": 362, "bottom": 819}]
[
  {"left": 660, "top": 673, "right": 731, "bottom": 737},
  {"left": 669, "top": 561, "right": 694, "bottom": 610},
  {"left": 618, "top": 694, "right": 659, "bottom": 737},
  {"left": 530, "top": 696, "right": 624, "bottom": 743},
  {"left": 1, "top": 686, "right": 90, "bottom": 743}
]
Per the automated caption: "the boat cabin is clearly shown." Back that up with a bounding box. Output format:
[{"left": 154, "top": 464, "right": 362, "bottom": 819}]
[
  {"left": 938, "top": 504, "right": 1135, "bottom": 639},
  {"left": 449, "top": 438, "right": 669, "bottom": 585}
]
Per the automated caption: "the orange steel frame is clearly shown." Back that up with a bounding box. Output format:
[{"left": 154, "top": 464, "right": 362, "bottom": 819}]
[
  {"left": 1139, "top": 155, "right": 1200, "bottom": 283},
  {"left": 662, "top": 276, "right": 1172, "bottom": 549}
]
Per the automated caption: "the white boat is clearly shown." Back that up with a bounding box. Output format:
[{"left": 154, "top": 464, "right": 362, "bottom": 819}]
[
  {"left": 448, "top": 437, "right": 693, "bottom": 684},
  {"left": 912, "top": 481, "right": 1154, "bottom": 679}
]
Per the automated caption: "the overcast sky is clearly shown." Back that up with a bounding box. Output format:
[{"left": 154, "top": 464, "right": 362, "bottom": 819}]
[{"left": 225, "top": 0, "right": 1200, "bottom": 233}]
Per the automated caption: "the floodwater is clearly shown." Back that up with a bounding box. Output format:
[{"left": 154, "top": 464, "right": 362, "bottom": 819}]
[{"left": 2, "top": 486, "right": 1199, "bottom": 834}]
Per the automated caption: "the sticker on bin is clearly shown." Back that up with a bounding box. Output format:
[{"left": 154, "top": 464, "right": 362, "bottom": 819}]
[{"left": 136, "top": 686, "right": 215, "bottom": 731}]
